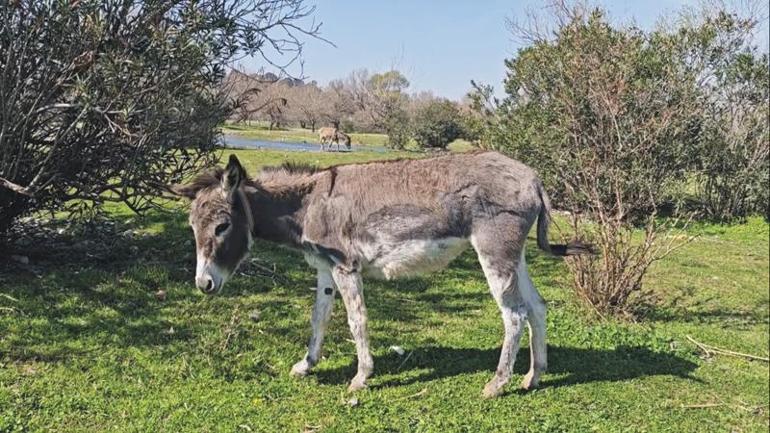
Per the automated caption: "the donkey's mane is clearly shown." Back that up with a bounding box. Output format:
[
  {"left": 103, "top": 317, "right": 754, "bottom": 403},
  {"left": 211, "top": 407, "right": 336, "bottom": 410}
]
[
  {"left": 187, "top": 166, "right": 259, "bottom": 190},
  {"left": 261, "top": 161, "right": 321, "bottom": 175},
  {"left": 187, "top": 167, "right": 224, "bottom": 190}
]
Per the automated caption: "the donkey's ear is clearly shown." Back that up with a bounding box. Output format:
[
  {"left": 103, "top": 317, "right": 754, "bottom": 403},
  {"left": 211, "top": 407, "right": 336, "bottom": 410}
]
[{"left": 222, "top": 154, "right": 247, "bottom": 194}]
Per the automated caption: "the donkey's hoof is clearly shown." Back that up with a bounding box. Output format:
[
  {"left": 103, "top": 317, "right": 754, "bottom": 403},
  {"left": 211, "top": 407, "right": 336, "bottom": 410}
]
[
  {"left": 290, "top": 360, "right": 311, "bottom": 378},
  {"left": 520, "top": 372, "right": 540, "bottom": 391},
  {"left": 347, "top": 377, "right": 368, "bottom": 393},
  {"left": 482, "top": 380, "right": 504, "bottom": 399}
]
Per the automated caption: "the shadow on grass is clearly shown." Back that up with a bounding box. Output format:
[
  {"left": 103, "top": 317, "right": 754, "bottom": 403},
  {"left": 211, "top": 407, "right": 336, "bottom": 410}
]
[
  {"left": 0, "top": 210, "right": 199, "bottom": 361},
  {"left": 640, "top": 286, "right": 768, "bottom": 326},
  {"left": 3, "top": 208, "right": 694, "bottom": 391},
  {"left": 315, "top": 344, "right": 699, "bottom": 390},
  {"left": 645, "top": 306, "right": 769, "bottom": 327}
]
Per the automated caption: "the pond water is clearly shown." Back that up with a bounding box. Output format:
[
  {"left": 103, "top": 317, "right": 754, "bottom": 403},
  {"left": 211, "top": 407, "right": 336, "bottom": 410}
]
[{"left": 222, "top": 135, "right": 387, "bottom": 153}]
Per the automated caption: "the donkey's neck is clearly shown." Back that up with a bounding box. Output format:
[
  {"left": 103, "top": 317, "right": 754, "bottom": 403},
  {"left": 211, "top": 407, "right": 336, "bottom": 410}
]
[{"left": 244, "top": 171, "right": 319, "bottom": 247}]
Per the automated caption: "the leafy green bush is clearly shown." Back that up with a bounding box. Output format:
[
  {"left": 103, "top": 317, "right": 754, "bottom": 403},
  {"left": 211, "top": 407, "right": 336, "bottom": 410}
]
[
  {"left": 412, "top": 99, "right": 463, "bottom": 149},
  {"left": 679, "top": 12, "right": 769, "bottom": 220},
  {"left": 470, "top": 3, "right": 769, "bottom": 317},
  {"left": 479, "top": 7, "right": 704, "bottom": 317},
  {"left": 383, "top": 108, "right": 411, "bottom": 150}
]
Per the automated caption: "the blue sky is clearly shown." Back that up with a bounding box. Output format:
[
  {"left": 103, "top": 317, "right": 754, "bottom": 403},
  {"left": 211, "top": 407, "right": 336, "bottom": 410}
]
[{"left": 241, "top": 0, "right": 767, "bottom": 99}]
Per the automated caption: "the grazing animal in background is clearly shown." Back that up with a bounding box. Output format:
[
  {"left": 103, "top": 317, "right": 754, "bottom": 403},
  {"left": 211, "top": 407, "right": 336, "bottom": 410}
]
[
  {"left": 170, "top": 151, "right": 592, "bottom": 398},
  {"left": 318, "top": 127, "right": 351, "bottom": 151},
  {"left": 318, "top": 127, "right": 337, "bottom": 151},
  {"left": 332, "top": 131, "right": 351, "bottom": 151}
]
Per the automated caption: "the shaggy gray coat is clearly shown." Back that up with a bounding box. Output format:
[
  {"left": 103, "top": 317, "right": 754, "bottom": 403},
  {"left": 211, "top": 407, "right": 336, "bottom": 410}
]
[{"left": 173, "top": 150, "right": 589, "bottom": 398}]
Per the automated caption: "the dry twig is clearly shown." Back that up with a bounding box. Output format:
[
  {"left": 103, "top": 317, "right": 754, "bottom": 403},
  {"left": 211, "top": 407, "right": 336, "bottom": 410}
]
[
  {"left": 686, "top": 335, "right": 769, "bottom": 362},
  {"left": 681, "top": 403, "right": 723, "bottom": 409},
  {"left": 393, "top": 388, "right": 428, "bottom": 401}
]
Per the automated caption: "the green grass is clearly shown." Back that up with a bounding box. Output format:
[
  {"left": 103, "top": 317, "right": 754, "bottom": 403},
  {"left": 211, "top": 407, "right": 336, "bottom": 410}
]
[
  {"left": 1, "top": 150, "right": 768, "bottom": 432},
  {"left": 222, "top": 123, "right": 475, "bottom": 153}
]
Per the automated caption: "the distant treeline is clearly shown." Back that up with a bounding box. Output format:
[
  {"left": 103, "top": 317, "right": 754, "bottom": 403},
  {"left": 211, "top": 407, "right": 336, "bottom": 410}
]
[{"left": 223, "top": 68, "right": 478, "bottom": 149}]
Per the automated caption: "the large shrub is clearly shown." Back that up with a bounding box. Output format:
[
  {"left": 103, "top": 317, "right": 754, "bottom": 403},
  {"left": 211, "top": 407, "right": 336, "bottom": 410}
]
[
  {"left": 383, "top": 108, "right": 412, "bottom": 150},
  {"left": 482, "top": 7, "right": 703, "bottom": 317},
  {"left": 472, "top": 3, "right": 769, "bottom": 317},
  {"left": 412, "top": 99, "right": 463, "bottom": 149},
  {"left": 678, "top": 12, "right": 769, "bottom": 220},
  {"left": 0, "top": 0, "right": 319, "bottom": 234}
]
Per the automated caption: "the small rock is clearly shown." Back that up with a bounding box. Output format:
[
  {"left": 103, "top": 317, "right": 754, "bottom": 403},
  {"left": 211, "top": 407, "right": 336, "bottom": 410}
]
[
  {"left": 10, "top": 255, "right": 29, "bottom": 265},
  {"left": 389, "top": 345, "right": 405, "bottom": 356},
  {"left": 154, "top": 290, "right": 167, "bottom": 301},
  {"left": 162, "top": 326, "right": 175, "bottom": 335},
  {"left": 248, "top": 310, "right": 261, "bottom": 322},
  {"left": 347, "top": 397, "right": 359, "bottom": 407}
]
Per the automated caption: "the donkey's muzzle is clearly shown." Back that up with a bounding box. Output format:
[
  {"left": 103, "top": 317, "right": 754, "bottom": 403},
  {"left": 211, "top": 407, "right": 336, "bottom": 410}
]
[{"left": 196, "top": 275, "right": 217, "bottom": 294}]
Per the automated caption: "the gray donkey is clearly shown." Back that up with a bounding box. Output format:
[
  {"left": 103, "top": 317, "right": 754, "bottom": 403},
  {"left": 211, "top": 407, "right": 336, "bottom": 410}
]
[{"left": 170, "top": 151, "right": 590, "bottom": 398}]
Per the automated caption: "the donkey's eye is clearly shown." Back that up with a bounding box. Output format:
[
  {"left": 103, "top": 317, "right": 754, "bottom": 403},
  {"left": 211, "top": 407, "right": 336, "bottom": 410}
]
[{"left": 214, "top": 222, "right": 230, "bottom": 236}]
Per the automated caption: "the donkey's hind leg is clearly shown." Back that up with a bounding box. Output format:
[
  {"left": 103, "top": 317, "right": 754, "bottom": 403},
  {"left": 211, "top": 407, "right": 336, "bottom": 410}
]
[
  {"left": 517, "top": 249, "right": 547, "bottom": 390},
  {"left": 471, "top": 219, "right": 529, "bottom": 399},
  {"left": 332, "top": 266, "right": 373, "bottom": 392}
]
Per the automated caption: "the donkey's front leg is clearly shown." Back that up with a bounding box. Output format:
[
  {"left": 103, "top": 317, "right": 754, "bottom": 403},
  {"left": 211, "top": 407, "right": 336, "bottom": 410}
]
[
  {"left": 291, "top": 268, "right": 336, "bottom": 377},
  {"left": 332, "top": 266, "right": 373, "bottom": 392}
]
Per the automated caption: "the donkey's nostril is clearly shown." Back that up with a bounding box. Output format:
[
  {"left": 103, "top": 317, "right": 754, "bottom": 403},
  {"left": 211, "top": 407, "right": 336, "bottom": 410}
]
[{"left": 196, "top": 275, "right": 216, "bottom": 293}]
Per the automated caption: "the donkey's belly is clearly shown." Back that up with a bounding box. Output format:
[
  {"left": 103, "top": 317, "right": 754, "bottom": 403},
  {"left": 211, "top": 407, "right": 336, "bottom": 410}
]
[{"left": 361, "top": 237, "right": 470, "bottom": 280}]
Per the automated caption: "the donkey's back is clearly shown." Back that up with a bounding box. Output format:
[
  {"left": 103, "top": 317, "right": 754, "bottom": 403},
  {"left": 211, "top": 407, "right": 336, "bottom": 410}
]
[{"left": 302, "top": 151, "right": 548, "bottom": 278}]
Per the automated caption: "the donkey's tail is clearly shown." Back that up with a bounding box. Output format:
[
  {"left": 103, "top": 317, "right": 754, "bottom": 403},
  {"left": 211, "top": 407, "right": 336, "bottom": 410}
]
[{"left": 536, "top": 182, "right": 594, "bottom": 256}]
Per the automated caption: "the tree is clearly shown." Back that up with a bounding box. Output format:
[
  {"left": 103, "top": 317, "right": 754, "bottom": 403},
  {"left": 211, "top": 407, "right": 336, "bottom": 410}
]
[
  {"left": 677, "top": 9, "right": 770, "bottom": 220},
  {"left": 347, "top": 69, "right": 410, "bottom": 147},
  {"left": 289, "top": 83, "right": 324, "bottom": 131},
  {"left": 0, "top": 0, "right": 322, "bottom": 234},
  {"left": 485, "top": 4, "right": 704, "bottom": 317},
  {"left": 465, "top": 81, "right": 504, "bottom": 147},
  {"left": 225, "top": 70, "right": 289, "bottom": 127},
  {"left": 322, "top": 79, "right": 356, "bottom": 129},
  {"left": 412, "top": 99, "right": 463, "bottom": 149}
]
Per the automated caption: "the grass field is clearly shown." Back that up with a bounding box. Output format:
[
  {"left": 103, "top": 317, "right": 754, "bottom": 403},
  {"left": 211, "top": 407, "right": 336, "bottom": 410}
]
[
  {"left": 222, "top": 123, "right": 476, "bottom": 153},
  {"left": 1, "top": 149, "right": 768, "bottom": 432}
]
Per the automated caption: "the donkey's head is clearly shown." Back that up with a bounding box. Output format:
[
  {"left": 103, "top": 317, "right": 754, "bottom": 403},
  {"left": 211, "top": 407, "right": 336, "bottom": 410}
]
[{"left": 170, "top": 155, "right": 254, "bottom": 294}]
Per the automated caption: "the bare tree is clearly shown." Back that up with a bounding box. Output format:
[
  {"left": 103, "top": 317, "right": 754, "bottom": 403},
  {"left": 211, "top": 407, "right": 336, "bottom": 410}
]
[
  {"left": 225, "top": 69, "right": 288, "bottom": 126},
  {"left": 286, "top": 83, "right": 325, "bottom": 131},
  {"left": 321, "top": 79, "right": 356, "bottom": 129},
  {"left": 346, "top": 69, "right": 410, "bottom": 130}
]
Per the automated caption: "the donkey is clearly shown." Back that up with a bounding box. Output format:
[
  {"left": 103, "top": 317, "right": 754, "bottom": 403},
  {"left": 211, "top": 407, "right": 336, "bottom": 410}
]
[
  {"left": 331, "top": 131, "right": 351, "bottom": 152},
  {"left": 170, "top": 151, "right": 590, "bottom": 398},
  {"left": 318, "top": 127, "right": 337, "bottom": 151},
  {"left": 318, "top": 127, "right": 351, "bottom": 151}
]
